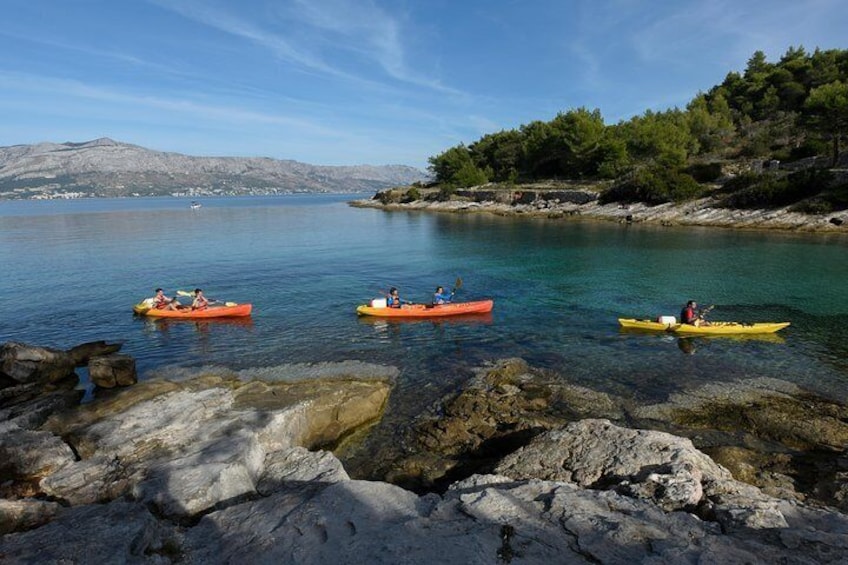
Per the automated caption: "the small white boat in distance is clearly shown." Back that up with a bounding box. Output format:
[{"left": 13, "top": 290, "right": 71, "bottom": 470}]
[{"left": 190, "top": 201, "right": 202, "bottom": 209}]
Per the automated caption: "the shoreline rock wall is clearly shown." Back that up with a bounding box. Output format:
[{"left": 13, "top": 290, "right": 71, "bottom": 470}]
[{"left": 354, "top": 183, "right": 848, "bottom": 233}]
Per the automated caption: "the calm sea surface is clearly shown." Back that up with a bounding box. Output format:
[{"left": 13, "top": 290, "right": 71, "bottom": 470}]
[{"left": 2, "top": 194, "right": 847, "bottom": 413}]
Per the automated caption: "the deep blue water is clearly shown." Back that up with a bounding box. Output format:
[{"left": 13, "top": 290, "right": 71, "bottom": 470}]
[{"left": 1, "top": 194, "right": 847, "bottom": 410}]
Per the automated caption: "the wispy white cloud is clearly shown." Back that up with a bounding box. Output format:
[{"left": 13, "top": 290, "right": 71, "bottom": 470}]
[
  {"left": 465, "top": 114, "right": 504, "bottom": 136},
  {"left": 148, "top": 0, "right": 341, "bottom": 77},
  {"left": 558, "top": 0, "right": 848, "bottom": 120},
  {"left": 0, "top": 29, "right": 185, "bottom": 77},
  {"left": 0, "top": 70, "right": 343, "bottom": 136},
  {"left": 628, "top": 0, "right": 845, "bottom": 71},
  {"left": 288, "top": 0, "right": 405, "bottom": 72},
  {"left": 149, "top": 0, "right": 462, "bottom": 95},
  {"left": 286, "top": 0, "right": 456, "bottom": 92}
]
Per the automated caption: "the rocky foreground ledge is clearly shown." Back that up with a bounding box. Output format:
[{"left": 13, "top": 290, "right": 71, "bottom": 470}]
[
  {"left": 350, "top": 182, "right": 848, "bottom": 233},
  {"left": 2, "top": 345, "right": 847, "bottom": 563}
]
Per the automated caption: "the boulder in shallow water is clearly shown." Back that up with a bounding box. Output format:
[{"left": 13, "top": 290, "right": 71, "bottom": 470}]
[
  {"left": 88, "top": 353, "right": 137, "bottom": 388},
  {"left": 66, "top": 340, "right": 123, "bottom": 367},
  {"left": 0, "top": 342, "right": 76, "bottom": 385}
]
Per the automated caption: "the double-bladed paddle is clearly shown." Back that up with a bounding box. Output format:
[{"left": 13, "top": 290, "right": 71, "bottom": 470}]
[{"left": 175, "top": 290, "right": 238, "bottom": 307}]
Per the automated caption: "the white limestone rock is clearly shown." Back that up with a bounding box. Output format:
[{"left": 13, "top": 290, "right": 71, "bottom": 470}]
[{"left": 493, "top": 419, "right": 790, "bottom": 531}]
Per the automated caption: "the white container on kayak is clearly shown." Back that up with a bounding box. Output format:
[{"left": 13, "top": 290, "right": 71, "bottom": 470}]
[
  {"left": 658, "top": 315, "right": 676, "bottom": 325},
  {"left": 370, "top": 298, "right": 387, "bottom": 308}
]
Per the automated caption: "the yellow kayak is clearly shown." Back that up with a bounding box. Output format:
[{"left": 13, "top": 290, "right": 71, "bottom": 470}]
[{"left": 618, "top": 318, "right": 790, "bottom": 335}]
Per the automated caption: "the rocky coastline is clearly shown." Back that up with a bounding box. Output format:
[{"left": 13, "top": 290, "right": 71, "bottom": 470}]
[
  {"left": 2, "top": 342, "right": 847, "bottom": 563},
  {"left": 350, "top": 182, "right": 848, "bottom": 233}
]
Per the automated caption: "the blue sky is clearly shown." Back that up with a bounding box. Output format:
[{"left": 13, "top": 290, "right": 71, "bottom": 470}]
[{"left": 1, "top": 1, "right": 845, "bottom": 170}]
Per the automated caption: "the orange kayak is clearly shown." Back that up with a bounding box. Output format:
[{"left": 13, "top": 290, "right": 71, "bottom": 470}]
[
  {"left": 356, "top": 300, "right": 493, "bottom": 318},
  {"left": 133, "top": 303, "right": 252, "bottom": 318}
]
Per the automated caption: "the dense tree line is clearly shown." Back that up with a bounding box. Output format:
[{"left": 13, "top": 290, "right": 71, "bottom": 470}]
[{"left": 428, "top": 47, "right": 848, "bottom": 211}]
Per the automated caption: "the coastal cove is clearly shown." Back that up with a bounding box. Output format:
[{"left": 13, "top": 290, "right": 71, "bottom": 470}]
[
  {"left": 2, "top": 193, "right": 848, "bottom": 404},
  {"left": 5, "top": 2, "right": 848, "bottom": 558},
  {"left": 3, "top": 193, "right": 848, "bottom": 561}
]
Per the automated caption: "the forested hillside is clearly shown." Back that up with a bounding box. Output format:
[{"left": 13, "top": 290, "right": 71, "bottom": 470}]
[{"left": 428, "top": 47, "right": 848, "bottom": 213}]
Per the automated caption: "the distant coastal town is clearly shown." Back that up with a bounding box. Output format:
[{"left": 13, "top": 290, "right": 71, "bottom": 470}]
[{"left": 20, "top": 186, "right": 325, "bottom": 200}]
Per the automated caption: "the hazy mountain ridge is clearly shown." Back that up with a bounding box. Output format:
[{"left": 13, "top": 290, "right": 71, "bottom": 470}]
[{"left": 0, "top": 138, "right": 429, "bottom": 198}]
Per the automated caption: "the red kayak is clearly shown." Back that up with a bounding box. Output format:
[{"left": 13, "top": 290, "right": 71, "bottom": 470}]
[{"left": 356, "top": 299, "right": 493, "bottom": 318}]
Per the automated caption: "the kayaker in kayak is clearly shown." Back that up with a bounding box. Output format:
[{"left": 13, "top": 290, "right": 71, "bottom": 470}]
[
  {"left": 680, "top": 300, "right": 710, "bottom": 326},
  {"left": 386, "top": 287, "right": 409, "bottom": 308},
  {"left": 153, "top": 288, "right": 183, "bottom": 311},
  {"left": 191, "top": 288, "right": 209, "bottom": 311},
  {"left": 432, "top": 286, "right": 454, "bottom": 305}
]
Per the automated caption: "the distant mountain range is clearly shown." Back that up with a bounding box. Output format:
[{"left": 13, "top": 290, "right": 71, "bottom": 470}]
[{"left": 0, "top": 138, "right": 428, "bottom": 199}]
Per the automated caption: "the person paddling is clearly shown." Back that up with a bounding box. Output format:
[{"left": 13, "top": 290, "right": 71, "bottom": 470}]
[
  {"left": 191, "top": 288, "right": 210, "bottom": 311},
  {"left": 680, "top": 300, "right": 711, "bottom": 326},
  {"left": 386, "top": 287, "right": 408, "bottom": 308},
  {"left": 153, "top": 288, "right": 182, "bottom": 310},
  {"left": 432, "top": 286, "right": 454, "bottom": 305}
]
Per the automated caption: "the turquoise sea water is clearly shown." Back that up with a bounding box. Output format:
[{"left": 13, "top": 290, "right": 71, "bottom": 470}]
[{"left": 1, "top": 194, "right": 847, "bottom": 410}]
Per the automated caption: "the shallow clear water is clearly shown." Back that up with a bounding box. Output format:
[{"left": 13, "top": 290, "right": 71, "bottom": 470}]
[{"left": 1, "top": 195, "right": 847, "bottom": 410}]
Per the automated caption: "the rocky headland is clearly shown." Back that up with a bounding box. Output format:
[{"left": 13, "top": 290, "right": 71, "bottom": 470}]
[
  {"left": 351, "top": 180, "right": 848, "bottom": 233},
  {"left": 1, "top": 344, "right": 847, "bottom": 563}
]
